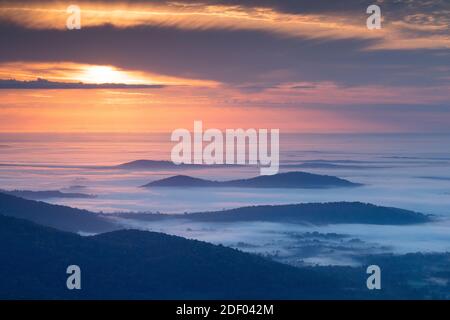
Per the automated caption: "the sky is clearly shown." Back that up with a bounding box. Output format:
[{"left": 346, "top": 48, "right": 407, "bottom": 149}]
[{"left": 0, "top": 0, "right": 449, "bottom": 133}]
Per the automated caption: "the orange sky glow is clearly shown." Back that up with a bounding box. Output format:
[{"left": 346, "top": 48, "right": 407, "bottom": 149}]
[{"left": 0, "top": 1, "right": 448, "bottom": 133}]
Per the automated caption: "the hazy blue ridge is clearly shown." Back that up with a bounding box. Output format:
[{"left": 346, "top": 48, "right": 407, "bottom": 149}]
[{"left": 142, "top": 171, "right": 362, "bottom": 189}]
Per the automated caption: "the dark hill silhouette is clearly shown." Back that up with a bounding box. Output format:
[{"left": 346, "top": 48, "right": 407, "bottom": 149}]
[
  {"left": 142, "top": 171, "right": 362, "bottom": 188},
  {"left": 143, "top": 175, "right": 220, "bottom": 187},
  {"left": 122, "top": 202, "right": 431, "bottom": 225},
  {"left": 0, "top": 192, "right": 118, "bottom": 233},
  {"left": 0, "top": 192, "right": 431, "bottom": 233},
  {"left": 1, "top": 214, "right": 449, "bottom": 299},
  {"left": 0, "top": 214, "right": 359, "bottom": 299}
]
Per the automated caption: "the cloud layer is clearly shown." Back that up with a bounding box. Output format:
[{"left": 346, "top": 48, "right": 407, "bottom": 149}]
[{"left": 0, "top": 0, "right": 448, "bottom": 132}]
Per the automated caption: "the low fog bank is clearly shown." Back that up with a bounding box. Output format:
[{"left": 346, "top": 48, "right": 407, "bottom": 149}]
[{"left": 113, "top": 217, "right": 450, "bottom": 267}]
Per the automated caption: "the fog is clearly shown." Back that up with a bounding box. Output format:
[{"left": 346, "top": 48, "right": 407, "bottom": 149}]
[
  {"left": 1, "top": 133, "right": 450, "bottom": 266},
  {"left": 112, "top": 217, "right": 450, "bottom": 266}
]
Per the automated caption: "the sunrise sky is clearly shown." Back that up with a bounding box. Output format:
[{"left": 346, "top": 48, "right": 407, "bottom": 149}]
[{"left": 0, "top": 0, "right": 449, "bottom": 133}]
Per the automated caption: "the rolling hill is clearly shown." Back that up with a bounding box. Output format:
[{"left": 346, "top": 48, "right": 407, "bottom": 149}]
[
  {"left": 118, "top": 202, "right": 431, "bottom": 226},
  {"left": 0, "top": 192, "right": 118, "bottom": 233},
  {"left": 142, "top": 171, "right": 362, "bottom": 189},
  {"left": 0, "top": 214, "right": 360, "bottom": 299}
]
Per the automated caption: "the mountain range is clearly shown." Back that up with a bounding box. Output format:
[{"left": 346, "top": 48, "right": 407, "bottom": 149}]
[
  {"left": 0, "top": 214, "right": 361, "bottom": 299},
  {"left": 142, "top": 171, "right": 362, "bottom": 189},
  {"left": 0, "top": 194, "right": 447, "bottom": 299},
  {"left": 118, "top": 202, "right": 431, "bottom": 225},
  {"left": 0, "top": 193, "right": 431, "bottom": 235},
  {"left": 1, "top": 213, "right": 448, "bottom": 299}
]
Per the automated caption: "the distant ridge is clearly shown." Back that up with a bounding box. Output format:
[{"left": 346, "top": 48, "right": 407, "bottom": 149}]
[
  {"left": 142, "top": 171, "right": 362, "bottom": 189},
  {"left": 0, "top": 159, "right": 237, "bottom": 170},
  {"left": 0, "top": 192, "right": 431, "bottom": 235},
  {"left": 117, "top": 160, "right": 197, "bottom": 170},
  {"left": 0, "top": 192, "right": 117, "bottom": 233},
  {"left": 117, "top": 159, "right": 240, "bottom": 170},
  {"left": 118, "top": 202, "right": 431, "bottom": 226},
  {"left": 143, "top": 175, "right": 220, "bottom": 187},
  {"left": 0, "top": 189, "right": 96, "bottom": 200}
]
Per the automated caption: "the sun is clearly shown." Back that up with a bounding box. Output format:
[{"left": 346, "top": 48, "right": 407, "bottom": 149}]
[{"left": 79, "top": 65, "right": 140, "bottom": 84}]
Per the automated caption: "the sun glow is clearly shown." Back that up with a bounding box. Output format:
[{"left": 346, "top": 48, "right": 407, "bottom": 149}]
[
  {"left": 0, "top": 62, "right": 220, "bottom": 87},
  {"left": 79, "top": 66, "right": 143, "bottom": 84}
]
